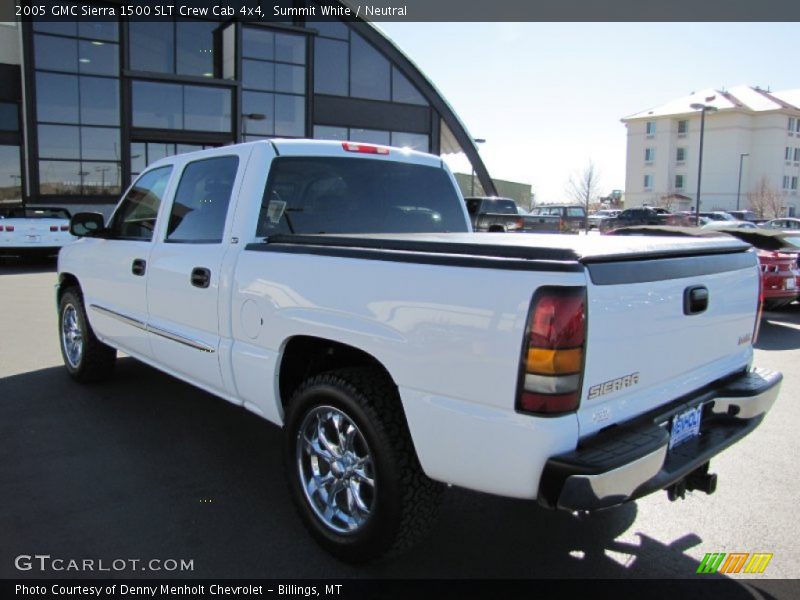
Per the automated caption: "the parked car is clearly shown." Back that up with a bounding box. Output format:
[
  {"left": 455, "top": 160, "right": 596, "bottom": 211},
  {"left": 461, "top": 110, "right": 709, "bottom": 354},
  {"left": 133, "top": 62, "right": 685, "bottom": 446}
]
[
  {"left": 464, "top": 196, "right": 561, "bottom": 233},
  {"left": 58, "top": 140, "right": 780, "bottom": 562},
  {"left": 603, "top": 207, "right": 687, "bottom": 231},
  {"left": 587, "top": 209, "right": 621, "bottom": 230},
  {"left": 609, "top": 225, "right": 800, "bottom": 312},
  {"left": 727, "top": 210, "right": 761, "bottom": 223},
  {"left": 762, "top": 218, "right": 800, "bottom": 231},
  {"left": 0, "top": 206, "right": 75, "bottom": 257},
  {"left": 701, "top": 211, "right": 736, "bottom": 221},
  {"left": 702, "top": 220, "right": 758, "bottom": 231},
  {"left": 528, "top": 203, "right": 587, "bottom": 232},
  {"left": 718, "top": 228, "right": 800, "bottom": 310}
]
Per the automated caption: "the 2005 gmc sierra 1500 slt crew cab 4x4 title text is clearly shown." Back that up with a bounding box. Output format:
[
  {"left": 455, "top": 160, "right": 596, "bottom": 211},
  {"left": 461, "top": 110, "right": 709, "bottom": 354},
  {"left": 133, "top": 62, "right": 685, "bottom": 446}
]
[{"left": 56, "top": 140, "right": 781, "bottom": 562}]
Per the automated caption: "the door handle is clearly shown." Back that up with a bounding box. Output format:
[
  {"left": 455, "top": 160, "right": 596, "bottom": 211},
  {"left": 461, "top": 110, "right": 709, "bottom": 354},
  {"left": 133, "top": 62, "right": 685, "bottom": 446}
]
[
  {"left": 191, "top": 267, "right": 211, "bottom": 289},
  {"left": 131, "top": 258, "right": 146, "bottom": 276}
]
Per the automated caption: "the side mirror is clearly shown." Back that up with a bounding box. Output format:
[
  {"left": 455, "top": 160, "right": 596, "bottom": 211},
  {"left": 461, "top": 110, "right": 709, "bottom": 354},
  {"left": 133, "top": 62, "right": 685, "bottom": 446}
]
[{"left": 70, "top": 212, "right": 105, "bottom": 237}]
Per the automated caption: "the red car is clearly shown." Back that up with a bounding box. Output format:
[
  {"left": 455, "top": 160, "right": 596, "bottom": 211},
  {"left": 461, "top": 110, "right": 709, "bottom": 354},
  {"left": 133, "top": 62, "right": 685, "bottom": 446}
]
[{"left": 758, "top": 249, "right": 800, "bottom": 310}]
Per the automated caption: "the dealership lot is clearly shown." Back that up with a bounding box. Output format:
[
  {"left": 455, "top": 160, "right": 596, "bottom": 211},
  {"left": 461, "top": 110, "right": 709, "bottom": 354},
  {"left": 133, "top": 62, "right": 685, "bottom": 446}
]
[{"left": 1, "top": 260, "right": 799, "bottom": 591}]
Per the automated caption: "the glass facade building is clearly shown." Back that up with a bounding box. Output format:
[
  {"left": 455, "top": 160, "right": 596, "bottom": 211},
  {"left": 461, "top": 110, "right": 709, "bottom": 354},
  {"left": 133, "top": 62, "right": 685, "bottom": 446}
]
[{"left": 0, "top": 7, "right": 494, "bottom": 210}]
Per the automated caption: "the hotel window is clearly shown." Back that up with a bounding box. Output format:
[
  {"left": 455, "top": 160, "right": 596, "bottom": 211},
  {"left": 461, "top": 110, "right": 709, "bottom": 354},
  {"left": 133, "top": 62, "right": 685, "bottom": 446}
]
[
  {"left": 676, "top": 147, "right": 686, "bottom": 162},
  {"left": 783, "top": 176, "right": 791, "bottom": 190},
  {"left": 644, "top": 174, "right": 653, "bottom": 190},
  {"left": 677, "top": 120, "right": 688, "bottom": 135},
  {"left": 786, "top": 147, "right": 793, "bottom": 161},
  {"left": 795, "top": 148, "right": 800, "bottom": 162},
  {"left": 645, "top": 121, "right": 656, "bottom": 136},
  {"left": 644, "top": 147, "right": 655, "bottom": 162},
  {"left": 790, "top": 117, "right": 798, "bottom": 133},
  {"left": 675, "top": 174, "right": 684, "bottom": 190},
  {"left": 792, "top": 177, "right": 799, "bottom": 191}
]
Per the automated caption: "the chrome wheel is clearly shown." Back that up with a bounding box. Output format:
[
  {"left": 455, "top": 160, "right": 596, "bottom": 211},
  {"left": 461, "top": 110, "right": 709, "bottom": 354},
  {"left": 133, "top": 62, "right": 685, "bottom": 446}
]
[
  {"left": 296, "top": 405, "right": 376, "bottom": 534},
  {"left": 61, "top": 303, "right": 84, "bottom": 369}
]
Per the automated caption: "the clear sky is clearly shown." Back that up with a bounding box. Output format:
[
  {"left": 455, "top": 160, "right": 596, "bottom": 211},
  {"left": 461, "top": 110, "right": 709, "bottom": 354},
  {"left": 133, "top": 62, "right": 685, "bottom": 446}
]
[{"left": 377, "top": 22, "right": 799, "bottom": 204}]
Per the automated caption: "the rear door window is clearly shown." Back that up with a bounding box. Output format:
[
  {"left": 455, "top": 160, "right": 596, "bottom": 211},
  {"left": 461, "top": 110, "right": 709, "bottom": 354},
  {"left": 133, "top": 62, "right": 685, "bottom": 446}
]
[{"left": 165, "top": 156, "right": 239, "bottom": 243}]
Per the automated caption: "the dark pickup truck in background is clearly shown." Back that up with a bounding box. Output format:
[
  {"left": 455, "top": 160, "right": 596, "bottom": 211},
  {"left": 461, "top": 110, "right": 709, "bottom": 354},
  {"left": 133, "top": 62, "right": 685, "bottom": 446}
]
[
  {"left": 603, "top": 207, "right": 689, "bottom": 231},
  {"left": 464, "top": 196, "right": 562, "bottom": 233}
]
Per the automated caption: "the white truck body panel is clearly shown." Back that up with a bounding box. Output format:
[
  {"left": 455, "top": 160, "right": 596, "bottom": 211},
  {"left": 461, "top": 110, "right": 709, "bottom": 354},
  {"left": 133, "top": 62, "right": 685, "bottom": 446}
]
[{"left": 58, "top": 140, "right": 771, "bottom": 502}]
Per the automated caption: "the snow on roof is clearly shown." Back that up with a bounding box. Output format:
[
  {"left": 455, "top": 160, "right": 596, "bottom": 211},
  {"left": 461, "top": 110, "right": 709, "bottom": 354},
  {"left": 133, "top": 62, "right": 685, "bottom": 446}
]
[
  {"left": 771, "top": 89, "right": 800, "bottom": 111},
  {"left": 623, "top": 86, "right": 800, "bottom": 121}
]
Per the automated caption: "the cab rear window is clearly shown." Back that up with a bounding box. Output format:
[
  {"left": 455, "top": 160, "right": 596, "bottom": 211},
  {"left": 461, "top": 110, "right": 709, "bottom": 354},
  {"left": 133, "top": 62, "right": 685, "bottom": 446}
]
[{"left": 256, "top": 157, "right": 468, "bottom": 236}]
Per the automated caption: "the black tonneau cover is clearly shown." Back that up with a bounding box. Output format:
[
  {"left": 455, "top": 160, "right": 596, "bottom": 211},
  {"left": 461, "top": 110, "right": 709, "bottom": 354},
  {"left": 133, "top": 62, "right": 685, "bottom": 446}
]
[{"left": 253, "top": 231, "right": 751, "bottom": 265}]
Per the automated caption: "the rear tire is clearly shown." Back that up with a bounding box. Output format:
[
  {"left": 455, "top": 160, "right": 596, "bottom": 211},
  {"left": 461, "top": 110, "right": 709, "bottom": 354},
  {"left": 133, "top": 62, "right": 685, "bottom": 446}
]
[
  {"left": 283, "top": 367, "right": 443, "bottom": 563},
  {"left": 58, "top": 287, "right": 116, "bottom": 382}
]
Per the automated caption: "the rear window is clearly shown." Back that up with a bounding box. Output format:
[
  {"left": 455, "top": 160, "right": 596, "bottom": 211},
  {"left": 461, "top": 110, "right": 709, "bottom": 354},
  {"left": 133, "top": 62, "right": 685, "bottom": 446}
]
[
  {"left": 1, "top": 207, "right": 71, "bottom": 219},
  {"left": 481, "top": 199, "right": 517, "bottom": 215},
  {"left": 256, "top": 157, "right": 468, "bottom": 236}
]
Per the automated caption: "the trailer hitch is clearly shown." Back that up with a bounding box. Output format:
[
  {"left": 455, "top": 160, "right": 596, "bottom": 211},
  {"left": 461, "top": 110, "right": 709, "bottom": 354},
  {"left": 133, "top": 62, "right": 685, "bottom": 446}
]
[{"left": 667, "top": 462, "right": 718, "bottom": 501}]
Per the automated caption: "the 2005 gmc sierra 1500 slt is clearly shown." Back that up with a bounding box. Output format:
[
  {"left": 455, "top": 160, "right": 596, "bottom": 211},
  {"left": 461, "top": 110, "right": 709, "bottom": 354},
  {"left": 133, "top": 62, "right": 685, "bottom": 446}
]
[{"left": 57, "top": 140, "right": 781, "bottom": 562}]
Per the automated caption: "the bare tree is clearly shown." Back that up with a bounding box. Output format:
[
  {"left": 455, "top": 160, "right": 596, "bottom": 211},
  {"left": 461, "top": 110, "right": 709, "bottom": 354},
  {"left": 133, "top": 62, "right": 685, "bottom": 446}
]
[
  {"left": 566, "top": 160, "right": 601, "bottom": 232},
  {"left": 748, "top": 177, "right": 784, "bottom": 219}
]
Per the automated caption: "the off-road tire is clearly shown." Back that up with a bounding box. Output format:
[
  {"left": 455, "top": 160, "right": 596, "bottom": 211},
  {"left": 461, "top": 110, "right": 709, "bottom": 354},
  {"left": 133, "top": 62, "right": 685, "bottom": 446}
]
[{"left": 283, "top": 367, "right": 443, "bottom": 563}]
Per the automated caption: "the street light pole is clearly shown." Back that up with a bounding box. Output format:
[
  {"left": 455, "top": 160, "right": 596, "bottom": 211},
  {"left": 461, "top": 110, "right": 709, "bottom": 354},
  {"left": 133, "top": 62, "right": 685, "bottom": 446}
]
[
  {"left": 736, "top": 153, "right": 749, "bottom": 211},
  {"left": 689, "top": 102, "right": 717, "bottom": 225}
]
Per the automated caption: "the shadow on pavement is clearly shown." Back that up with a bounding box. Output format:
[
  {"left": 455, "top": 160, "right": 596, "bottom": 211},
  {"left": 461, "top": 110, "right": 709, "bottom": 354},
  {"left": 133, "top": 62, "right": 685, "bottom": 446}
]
[
  {"left": 0, "top": 358, "right": 788, "bottom": 595},
  {"left": 757, "top": 305, "right": 800, "bottom": 351},
  {"left": 0, "top": 255, "right": 57, "bottom": 275}
]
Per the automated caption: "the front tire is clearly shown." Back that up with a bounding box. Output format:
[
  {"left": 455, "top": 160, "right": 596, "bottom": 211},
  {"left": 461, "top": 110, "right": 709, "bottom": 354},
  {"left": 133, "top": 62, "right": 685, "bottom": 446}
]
[
  {"left": 283, "top": 367, "right": 443, "bottom": 563},
  {"left": 58, "top": 287, "right": 116, "bottom": 382}
]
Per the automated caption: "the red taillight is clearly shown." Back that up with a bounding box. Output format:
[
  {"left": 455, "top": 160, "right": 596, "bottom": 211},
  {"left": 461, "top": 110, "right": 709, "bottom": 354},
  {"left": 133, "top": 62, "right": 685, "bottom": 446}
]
[
  {"left": 517, "top": 287, "right": 586, "bottom": 415},
  {"left": 5, "top": 225, "right": 13, "bottom": 232},
  {"left": 60, "top": 225, "right": 69, "bottom": 231},
  {"left": 50, "top": 225, "right": 58, "bottom": 232},
  {"left": 342, "top": 142, "right": 390, "bottom": 155}
]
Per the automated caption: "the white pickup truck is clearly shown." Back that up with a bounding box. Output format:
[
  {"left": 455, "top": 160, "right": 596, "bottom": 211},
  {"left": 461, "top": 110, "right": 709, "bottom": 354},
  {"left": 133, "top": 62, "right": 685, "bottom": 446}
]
[{"left": 57, "top": 140, "right": 781, "bottom": 562}]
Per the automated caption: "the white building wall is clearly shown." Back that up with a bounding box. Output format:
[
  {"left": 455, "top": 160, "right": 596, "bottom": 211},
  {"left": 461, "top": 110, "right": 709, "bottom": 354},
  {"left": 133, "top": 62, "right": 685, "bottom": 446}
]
[{"left": 624, "top": 105, "right": 800, "bottom": 214}]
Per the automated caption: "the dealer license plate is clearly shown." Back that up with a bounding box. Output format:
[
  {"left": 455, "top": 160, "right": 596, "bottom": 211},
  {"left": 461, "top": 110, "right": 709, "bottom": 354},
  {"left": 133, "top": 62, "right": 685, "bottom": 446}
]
[
  {"left": 25, "top": 235, "right": 40, "bottom": 243},
  {"left": 785, "top": 278, "right": 796, "bottom": 290},
  {"left": 669, "top": 405, "right": 702, "bottom": 450}
]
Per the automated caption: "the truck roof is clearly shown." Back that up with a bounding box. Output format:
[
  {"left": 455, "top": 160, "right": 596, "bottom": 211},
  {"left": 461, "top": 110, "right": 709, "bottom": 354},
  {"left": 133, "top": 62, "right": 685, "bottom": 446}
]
[{"left": 144, "top": 139, "right": 444, "bottom": 171}]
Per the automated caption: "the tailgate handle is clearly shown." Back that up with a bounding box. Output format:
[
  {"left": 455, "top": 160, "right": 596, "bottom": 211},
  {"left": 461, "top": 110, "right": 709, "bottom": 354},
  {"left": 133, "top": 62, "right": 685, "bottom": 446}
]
[{"left": 684, "top": 286, "right": 709, "bottom": 315}]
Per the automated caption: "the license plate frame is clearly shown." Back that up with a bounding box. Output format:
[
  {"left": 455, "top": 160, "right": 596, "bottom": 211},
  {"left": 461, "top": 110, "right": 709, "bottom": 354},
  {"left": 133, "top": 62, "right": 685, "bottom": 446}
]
[
  {"left": 669, "top": 405, "right": 703, "bottom": 450},
  {"left": 25, "top": 234, "right": 41, "bottom": 244}
]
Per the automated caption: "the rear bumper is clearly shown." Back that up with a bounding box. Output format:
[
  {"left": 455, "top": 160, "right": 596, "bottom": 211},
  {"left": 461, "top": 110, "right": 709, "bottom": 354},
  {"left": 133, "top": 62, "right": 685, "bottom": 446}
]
[{"left": 538, "top": 368, "right": 781, "bottom": 511}]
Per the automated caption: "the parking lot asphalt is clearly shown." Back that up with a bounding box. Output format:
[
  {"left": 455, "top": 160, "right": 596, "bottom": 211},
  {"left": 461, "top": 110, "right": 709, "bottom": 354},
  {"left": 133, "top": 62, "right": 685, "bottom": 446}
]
[{"left": 1, "top": 259, "right": 799, "bottom": 595}]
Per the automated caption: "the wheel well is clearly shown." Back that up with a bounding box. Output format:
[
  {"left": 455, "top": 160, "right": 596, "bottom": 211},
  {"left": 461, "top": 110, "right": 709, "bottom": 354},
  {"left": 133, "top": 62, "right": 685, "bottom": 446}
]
[
  {"left": 278, "top": 336, "right": 395, "bottom": 409},
  {"left": 57, "top": 273, "right": 81, "bottom": 303},
  {"left": 487, "top": 224, "right": 506, "bottom": 232}
]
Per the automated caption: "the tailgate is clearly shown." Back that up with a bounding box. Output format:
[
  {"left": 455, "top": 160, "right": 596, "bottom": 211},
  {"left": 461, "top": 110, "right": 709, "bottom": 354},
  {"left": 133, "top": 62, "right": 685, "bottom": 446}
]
[{"left": 577, "top": 248, "right": 759, "bottom": 437}]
